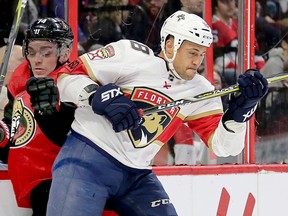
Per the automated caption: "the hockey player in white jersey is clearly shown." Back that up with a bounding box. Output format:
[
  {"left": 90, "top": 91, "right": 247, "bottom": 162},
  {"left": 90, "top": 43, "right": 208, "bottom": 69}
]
[{"left": 46, "top": 11, "right": 268, "bottom": 216}]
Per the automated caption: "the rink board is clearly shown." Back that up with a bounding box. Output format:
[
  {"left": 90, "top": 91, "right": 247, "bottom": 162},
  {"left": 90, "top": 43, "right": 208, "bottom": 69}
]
[{"left": 1, "top": 164, "right": 288, "bottom": 216}]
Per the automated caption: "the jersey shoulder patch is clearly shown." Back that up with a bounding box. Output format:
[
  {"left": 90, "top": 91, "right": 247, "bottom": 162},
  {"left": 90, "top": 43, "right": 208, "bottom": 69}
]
[{"left": 86, "top": 45, "right": 115, "bottom": 60}]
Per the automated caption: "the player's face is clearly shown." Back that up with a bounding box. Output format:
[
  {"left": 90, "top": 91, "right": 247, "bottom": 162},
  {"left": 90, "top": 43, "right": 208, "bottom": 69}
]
[
  {"left": 173, "top": 40, "right": 206, "bottom": 80},
  {"left": 26, "top": 41, "right": 59, "bottom": 77}
]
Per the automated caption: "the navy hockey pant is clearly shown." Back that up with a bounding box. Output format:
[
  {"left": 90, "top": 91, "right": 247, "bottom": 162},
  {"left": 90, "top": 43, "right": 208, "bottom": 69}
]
[{"left": 46, "top": 132, "right": 178, "bottom": 216}]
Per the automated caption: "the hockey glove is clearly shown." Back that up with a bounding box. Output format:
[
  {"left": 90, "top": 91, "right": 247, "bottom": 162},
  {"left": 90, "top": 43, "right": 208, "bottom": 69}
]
[
  {"left": 26, "top": 77, "right": 59, "bottom": 115},
  {"left": 0, "top": 120, "right": 9, "bottom": 147},
  {"left": 226, "top": 69, "right": 268, "bottom": 122},
  {"left": 92, "top": 83, "right": 141, "bottom": 132}
]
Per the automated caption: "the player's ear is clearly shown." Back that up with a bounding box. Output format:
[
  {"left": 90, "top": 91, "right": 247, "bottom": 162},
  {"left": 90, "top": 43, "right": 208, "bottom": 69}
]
[{"left": 165, "top": 38, "right": 174, "bottom": 58}]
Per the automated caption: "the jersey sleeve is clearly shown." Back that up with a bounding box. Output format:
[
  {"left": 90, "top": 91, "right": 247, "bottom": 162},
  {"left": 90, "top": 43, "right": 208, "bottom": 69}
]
[
  {"left": 187, "top": 113, "right": 222, "bottom": 147},
  {"left": 210, "top": 119, "right": 246, "bottom": 157},
  {"left": 58, "top": 75, "right": 98, "bottom": 106},
  {"left": 188, "top": 114, "right": 246, "bottom": 157}
]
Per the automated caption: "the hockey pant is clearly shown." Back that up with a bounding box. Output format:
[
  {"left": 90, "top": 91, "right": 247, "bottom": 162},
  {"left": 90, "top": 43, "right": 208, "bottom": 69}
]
[{"left": 46, "top": 132, "right": 178, "bottom": 216}]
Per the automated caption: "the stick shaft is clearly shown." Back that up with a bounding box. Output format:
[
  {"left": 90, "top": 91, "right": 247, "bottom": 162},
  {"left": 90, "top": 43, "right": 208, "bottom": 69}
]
[
  {"left": 142, "top": 73, "right": 288, "bottom": 115},
  {"left": 0, "top": 0, "right": 28, "bottom": 93}
]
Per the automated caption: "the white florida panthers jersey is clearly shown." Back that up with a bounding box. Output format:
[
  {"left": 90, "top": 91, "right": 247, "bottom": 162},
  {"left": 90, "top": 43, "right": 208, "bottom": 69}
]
[{"left": 58, "top": 39, "right": 246, "bottom": 169}]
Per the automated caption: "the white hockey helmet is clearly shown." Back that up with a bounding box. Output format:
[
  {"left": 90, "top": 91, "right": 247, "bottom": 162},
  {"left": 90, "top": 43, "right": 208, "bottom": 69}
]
[{"left": 160, "top": 10, "right": 213, "bottom": 51}]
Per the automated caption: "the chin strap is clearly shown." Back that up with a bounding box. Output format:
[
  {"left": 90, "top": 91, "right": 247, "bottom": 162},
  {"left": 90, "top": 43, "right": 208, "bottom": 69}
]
[
  {"left": 163, "top": 47, "right": 183, "bottom": 80},
  {"left": 168, "top": 62, "right": 182, "bottom": 80}
]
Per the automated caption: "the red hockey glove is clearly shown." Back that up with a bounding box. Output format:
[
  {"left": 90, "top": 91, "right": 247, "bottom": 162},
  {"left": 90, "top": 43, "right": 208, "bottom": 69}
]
[{"left": 0, "top": 120, "right": 9, "bottom": 147}]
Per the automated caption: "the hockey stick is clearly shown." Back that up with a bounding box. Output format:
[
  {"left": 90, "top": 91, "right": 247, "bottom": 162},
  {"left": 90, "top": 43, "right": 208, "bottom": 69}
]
[
  {"left": 141, "top": 73, "right": 288, "bottom": 116},
  {"left": 0, "top": 0, "right": 28, "bottom": 93}
]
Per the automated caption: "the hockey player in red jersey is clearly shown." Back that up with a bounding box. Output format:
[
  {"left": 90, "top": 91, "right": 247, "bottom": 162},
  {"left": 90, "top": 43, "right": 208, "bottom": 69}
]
[
  {"left": 0, "top": 18, "right": 76, "bottom": 215},
  {"left": 46, "top": 11, "right": 268, "bottom": 215}
]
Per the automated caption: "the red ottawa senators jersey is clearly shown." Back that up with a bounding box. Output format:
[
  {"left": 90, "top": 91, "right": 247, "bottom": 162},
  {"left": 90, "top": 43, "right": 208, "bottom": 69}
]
[{"left": 7, "top": 61, "right": 62, "bottom": 208}]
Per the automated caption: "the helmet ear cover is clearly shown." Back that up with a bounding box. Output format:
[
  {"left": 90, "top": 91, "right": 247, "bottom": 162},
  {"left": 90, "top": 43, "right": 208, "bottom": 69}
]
[
  {"left": 160, "top": 11, "right": 213, "bottom": 52},
  {"left": 23, "top": 17, "right": 74, "bottom": 58}
]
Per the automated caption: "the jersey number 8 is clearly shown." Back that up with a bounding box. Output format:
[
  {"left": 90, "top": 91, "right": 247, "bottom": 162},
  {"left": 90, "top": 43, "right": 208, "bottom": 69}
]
[{"left": 130, "top": 41, "right": 150, "bottom": 55}]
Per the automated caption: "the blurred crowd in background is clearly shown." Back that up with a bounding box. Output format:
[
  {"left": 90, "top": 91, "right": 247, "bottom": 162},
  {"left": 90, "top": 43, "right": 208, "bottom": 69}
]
[{"left": 1, "top": 0, "right": 288, "bottom": 165}]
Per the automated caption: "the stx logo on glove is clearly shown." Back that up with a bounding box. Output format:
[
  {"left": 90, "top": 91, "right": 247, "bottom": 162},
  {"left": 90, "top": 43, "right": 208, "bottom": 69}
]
[
  {"left": 92, "top": 83, "right": 141, "bottom": 132},
  {"left": 101, "top": 87, "right": 123, "bottom": 102},
  {"left": 242, "top": 104, "right": 257, "bottom": 122}
]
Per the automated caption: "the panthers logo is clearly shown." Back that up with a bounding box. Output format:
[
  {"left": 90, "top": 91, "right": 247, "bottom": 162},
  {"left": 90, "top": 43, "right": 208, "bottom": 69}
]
[
  {"left": 10, "top": 97, "right": 36, "bottom": 147},
  {"left": 87, "top": 45, "right": 115, "bottom": 60},
  {"left": 128, "top": 87, "right": 179, "bottom": 148}
]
